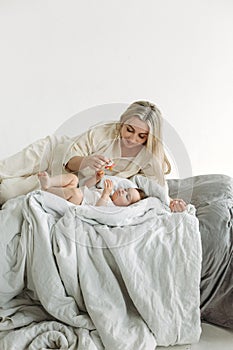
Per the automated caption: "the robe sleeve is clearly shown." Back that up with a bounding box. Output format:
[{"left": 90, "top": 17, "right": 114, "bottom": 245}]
[{"left": 62, "top": 123, "right": 117, "bottom": 168}]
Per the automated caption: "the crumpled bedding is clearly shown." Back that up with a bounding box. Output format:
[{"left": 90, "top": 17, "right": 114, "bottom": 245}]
[
  {"left": 0, "top": 177, "right": 202, "bottom": 350},
  {"left": 168, "top": 174, "right": 233, "bottom": 330}
]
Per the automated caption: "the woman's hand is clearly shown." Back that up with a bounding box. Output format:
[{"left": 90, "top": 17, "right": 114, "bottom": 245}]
[
  {"left": 81, "top": 155, "right": 110, "bottom": 171},
  {"left": 170, "top": 198, "right": 187, "bottom": 212}
]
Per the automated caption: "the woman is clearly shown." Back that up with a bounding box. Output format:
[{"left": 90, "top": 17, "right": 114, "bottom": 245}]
[
  {"left": 64, "top": 101, "right": 169, "bottom": 183},
  {"left": 0, "top": 101, "right": 186, "bottom": 211}
]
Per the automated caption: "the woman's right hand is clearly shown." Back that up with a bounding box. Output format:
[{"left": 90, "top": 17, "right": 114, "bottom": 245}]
[{"left": 81, "top": 155, "right": 110, "bottom": 171}]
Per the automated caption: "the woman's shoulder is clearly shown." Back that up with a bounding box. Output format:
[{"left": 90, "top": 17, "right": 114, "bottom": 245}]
[
  {"left": 89, "top": 121, "right": 119, "bottom": 136},
  {"left": 74, "top": 121, "right": 119, "bottom": 142}
]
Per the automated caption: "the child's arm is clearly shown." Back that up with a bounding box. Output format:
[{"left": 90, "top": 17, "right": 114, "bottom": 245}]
[
  {"left": 169, "top": 198, "right": 187, "bottom": 212},
  {"left": 96, "top": 179, "right": 113, "bottom": 206},
  {"left": 84, "top": 170, "right": 105, "bottom": 188}
]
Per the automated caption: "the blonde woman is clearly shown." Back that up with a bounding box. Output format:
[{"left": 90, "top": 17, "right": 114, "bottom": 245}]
[
  {"left": 65, "top": 102, "right": 168, "bottom": 181},
  {"left": 0, "top": 101, "right": 186, "bottom": 211}
]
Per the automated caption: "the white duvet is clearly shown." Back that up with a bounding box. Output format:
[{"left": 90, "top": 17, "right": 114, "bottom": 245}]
[{"left": 0, "top": 176, "right": 202, "bottom": 350}]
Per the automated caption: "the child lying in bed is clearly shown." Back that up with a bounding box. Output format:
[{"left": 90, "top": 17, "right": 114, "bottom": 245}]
[{"left": 38, "top": 171, "right": 146, "bottom": 207}]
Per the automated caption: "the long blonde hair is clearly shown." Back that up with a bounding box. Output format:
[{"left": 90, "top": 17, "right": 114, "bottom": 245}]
[{"left": 117, "top": 100, "right": 171, "bottom": 176}]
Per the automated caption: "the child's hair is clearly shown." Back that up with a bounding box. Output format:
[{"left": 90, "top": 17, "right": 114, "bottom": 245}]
[{"left": 136, "top": 188, "right": 147, "bottom": 200}]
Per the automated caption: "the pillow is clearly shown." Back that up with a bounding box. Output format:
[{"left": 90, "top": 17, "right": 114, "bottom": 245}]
[
  {"left": 167, "top": 174, "right": 233, "bottom": 207},
  {"left": 130, "top": 174, "right": 170, "bottom": 206}
]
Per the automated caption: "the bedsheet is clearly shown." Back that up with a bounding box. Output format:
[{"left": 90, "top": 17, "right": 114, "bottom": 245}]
[{"left": 0, "top": 179, "right": 202, "bottom": 350}]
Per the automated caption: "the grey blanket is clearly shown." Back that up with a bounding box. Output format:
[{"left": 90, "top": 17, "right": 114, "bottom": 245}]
[
  {"left": 168, "top": 174, "right": 233, "bottom": 329},
  {"left": 0, "top": 177, "right": 202, "bottom": 350}
]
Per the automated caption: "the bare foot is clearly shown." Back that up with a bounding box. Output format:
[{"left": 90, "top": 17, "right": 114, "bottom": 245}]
[{"left": 38, "top": 171, "right": 50, "bottom": 190}]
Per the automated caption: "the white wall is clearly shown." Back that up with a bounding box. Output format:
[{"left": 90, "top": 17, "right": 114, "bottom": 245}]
[{"left": 0, "top": 0, "right": 233, "bottom": 178}]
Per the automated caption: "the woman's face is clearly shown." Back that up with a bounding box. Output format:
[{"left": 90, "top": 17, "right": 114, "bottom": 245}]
[{"left": 120, "top": 116, "right": 149, "bottom": 148}]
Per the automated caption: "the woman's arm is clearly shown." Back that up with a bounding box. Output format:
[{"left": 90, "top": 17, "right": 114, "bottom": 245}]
[
  {"left": 65, "top": 156, "right": 84, "bottom": 172},
  {"left": 66, "top": 155, "right": 110, "bottom": 172},
  {"left": 63, "top": 123, "right": 115, "bottom": 173},
  {"left": 84, "top": 170, "right": 104, "bottom": 188}
]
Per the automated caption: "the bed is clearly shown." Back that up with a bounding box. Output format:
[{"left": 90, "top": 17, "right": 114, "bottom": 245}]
[{"left": 0, "top": 173, "right": 232, "bottom": 349}]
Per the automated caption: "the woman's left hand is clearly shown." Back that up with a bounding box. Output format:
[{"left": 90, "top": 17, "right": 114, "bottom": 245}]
[{"left": 170, "top": 198, "right": 187, "bottom": 212}]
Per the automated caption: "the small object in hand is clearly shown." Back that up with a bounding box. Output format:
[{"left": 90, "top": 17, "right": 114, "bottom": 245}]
[
  {"left": 96, "top": 170, "right": 105, "bottom": 181},
  {"left": 104, "top": 160, "right": 116, "bottom": 171},
  {"left": 97, "top": 170, "right": 105, "bottom": 176}
]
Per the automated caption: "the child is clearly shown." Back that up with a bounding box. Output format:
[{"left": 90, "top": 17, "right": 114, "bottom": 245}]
[{"left": 38, "top": 171, "right": 145, "bottom": 207}]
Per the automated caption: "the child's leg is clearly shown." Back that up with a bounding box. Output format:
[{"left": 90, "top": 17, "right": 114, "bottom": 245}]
[
  {"left": 46, "top": 187, "right": 83, "bottom": 205},
  {"left": 38, "top": 171, "right": 78, "bottom": 190}
]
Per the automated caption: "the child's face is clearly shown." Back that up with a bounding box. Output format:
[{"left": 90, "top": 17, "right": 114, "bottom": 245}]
[{"left": 111, "top": 188, "right": 140, "bottom": 206}]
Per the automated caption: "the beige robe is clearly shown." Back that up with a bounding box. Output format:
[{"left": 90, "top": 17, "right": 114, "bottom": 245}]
[{"left": 0, "top": 122, "right": 164, "bottom": 204}]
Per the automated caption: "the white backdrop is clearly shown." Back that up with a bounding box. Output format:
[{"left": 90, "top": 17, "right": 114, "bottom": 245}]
[{"left": 0, "top": 0, "right": 233, "bottom": 178}]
